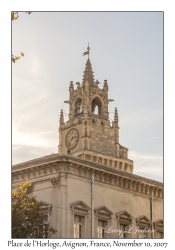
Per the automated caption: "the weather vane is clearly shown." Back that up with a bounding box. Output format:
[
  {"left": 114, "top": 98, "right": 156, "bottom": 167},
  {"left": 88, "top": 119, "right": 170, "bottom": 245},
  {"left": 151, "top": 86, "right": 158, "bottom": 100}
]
[
  {"left": 82, "top": 43, "right": 90, "bottom": 58},
  {"left": 12, "top": 52, "right": 24, "bottom": 63}
]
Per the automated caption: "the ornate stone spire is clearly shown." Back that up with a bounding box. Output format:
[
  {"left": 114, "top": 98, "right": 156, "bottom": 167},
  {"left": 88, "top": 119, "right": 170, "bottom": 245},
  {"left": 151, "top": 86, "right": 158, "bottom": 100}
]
[
  {"left": 114, "top": 108, "right": 119, "bottom": 124},
  {"left": 82, "top": 58, "right": 95, "bottom": 86},
  {"left": 59, "top": 109, "right": 65, "bottom": 125}
]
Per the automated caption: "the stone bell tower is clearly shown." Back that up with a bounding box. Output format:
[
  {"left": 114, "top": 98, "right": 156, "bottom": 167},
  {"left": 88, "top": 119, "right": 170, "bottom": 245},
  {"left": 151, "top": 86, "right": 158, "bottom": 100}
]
[{"left": 58, "top": 57, "right": 133, "bottom": 174}]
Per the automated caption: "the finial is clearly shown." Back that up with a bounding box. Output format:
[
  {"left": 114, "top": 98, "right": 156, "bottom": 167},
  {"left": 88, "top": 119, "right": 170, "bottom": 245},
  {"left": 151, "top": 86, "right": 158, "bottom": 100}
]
[
  {"left": 114, "top": 108, "right": 119, "bottom": 123},
  {"left": 76, "top": 82, "right": 80, "bottom": 88},
  {"left": 103, "top": 79, "right": 108, "bottom": 91},
  {"left": 69, "top": 81, "right": 74, "bottom": 95},
  {"left": 69, "top": 81, "right": 74, "bottom": 89},
  {"left": 95, "top": 79, "right": 99, "bottom": 87},
  {"left": 59, "top": 109, "right": 65, "bottom": 125}
]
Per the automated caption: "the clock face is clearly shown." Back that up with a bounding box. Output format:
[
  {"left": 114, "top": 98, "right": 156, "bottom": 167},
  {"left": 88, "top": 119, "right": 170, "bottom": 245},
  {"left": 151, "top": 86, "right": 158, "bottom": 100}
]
[{"left": 65, "top": 128, "right": 79, "bottom": 150}]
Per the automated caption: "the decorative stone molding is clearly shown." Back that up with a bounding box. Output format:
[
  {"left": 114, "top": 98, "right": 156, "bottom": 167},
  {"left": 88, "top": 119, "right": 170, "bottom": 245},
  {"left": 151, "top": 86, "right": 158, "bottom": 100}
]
[
  {"left": 50, "top": 176, "right": 59, "bottom": 186},
  {"left": 70, "top": 201, "right": 90, "bottom": 216},
  {"left": 153, "top": 219, "right": 163, "bottom": 232},
  {"left": 159, "top": 189, "right": 163, "bottom": 198},
  {"left": 155, "top": 187, "right": 159, "bottom": 197},
  {"left": 32, "top": 167, "right": 36, "bottom": 177},
  {"left": 125, "top": 178, "right": 128, "bottom": 189},
  {"left": 116, "top": 210, "right": 133, "bottom": 225},
  {"left": 116, "top": 176, "right": 119, "bottom": 186},
  {"left": 135, "top": 215, "right": 151, "bottom": 229},
  {"left": 14, "top": 172, "right": 19, "bottom": 181},
  {"left": 137, "top": 183, "right": 141, "bottom": 192},
  {"left": 48, "top": 165, "right": 53, "bottom": 173},
  {"left": 40, "top": 201, "right": 52, "bottom": 216},
  {"left": 94, "top": 206, "right": 113, "bottom": 221},
  {"left": 145, "top": 185, "right": 149, "bottom": 195},
  {"left": 129, "top": 180, "right": 133, "bottom": 190},
  {"left": 42, "top": 166, "right": 46, "bottom": 175},
  {"left": 12, "top": 154, "right": 163, "bottom": 199},
  {"left": 21, "top": 170, "right": 26, "bottom": 180}
]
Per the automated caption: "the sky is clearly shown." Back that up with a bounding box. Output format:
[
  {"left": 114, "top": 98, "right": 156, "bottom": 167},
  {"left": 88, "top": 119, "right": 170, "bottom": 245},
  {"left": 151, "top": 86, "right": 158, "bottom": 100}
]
[{"left": 12, "top": 12, "right": 163, "bottom": 182}]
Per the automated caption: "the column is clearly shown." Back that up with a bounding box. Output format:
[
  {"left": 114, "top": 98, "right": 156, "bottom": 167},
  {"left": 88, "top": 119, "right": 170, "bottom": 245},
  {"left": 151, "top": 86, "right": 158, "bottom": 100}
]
[
  {"left": 50, "top": 176, "right": 59, "bottom": 238},
  {"left": 59, "top": 172, "right": 67, "bottom": 238}
]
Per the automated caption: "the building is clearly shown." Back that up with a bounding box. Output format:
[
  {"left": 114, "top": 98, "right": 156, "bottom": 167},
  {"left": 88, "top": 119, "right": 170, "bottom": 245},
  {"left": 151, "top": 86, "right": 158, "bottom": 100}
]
[{"left": 12, "top": 55, "right": 163, "bottom": 239}]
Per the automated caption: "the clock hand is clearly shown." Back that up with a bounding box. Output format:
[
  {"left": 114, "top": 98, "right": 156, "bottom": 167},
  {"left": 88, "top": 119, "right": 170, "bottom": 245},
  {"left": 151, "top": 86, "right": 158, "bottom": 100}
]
[{"left": 71, "top": 135, "right": 77, "bottom": 141}]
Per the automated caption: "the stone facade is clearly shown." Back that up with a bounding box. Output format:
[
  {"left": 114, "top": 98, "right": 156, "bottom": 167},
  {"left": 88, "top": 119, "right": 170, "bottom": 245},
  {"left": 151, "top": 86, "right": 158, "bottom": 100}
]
[
  {"left": 12, "top": 56, "right": 163, "bottom": 239},
  {"left": 59, "top": 58, "right": 131, "bottom": 173}
]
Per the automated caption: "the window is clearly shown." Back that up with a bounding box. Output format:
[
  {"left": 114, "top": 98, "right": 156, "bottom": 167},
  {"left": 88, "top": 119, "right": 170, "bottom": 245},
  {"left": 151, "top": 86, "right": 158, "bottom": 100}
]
[
  {"left": 120, "top": 224, "right": 128, "bottom": 238},
  {"left": 38, "top": 202, "right": 52, "bottom": 238},
  {"left": 138, "top": 228, "right": 148, "bottom": 238},
  {"left": 116, "top": 210, "right": 132, "bottom": 239},
  {"left": 94, "top": 206, "right": 113, "bottom": 239},
  {"left": 74, "top": 215, "right": 82, "bottom": 238},
  {"left": 39, "top": 214, "right": 49, "bottom": 238},
  {"left": 136, "top": 215, "right": 151, "bottom": 239},
  {"left": 70, "top": 201, "right": 90, "bottom": 238},
  {"left": 74, "top": 97, "right": 82, "bottom": 116},
  {"left": 97, "top": 220, "right": 107, "bottom": 238},
  {"left": 91, "top": 96, "right": 103, "bottom": 116}
]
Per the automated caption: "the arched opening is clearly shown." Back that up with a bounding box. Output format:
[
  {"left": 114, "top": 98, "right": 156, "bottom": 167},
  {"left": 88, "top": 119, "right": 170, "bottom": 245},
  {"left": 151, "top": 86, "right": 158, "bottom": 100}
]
[
  {"left": 91, "top": 96, "right": 103, "bottom": 116},
  {"left": 74, "top": 97, "right": 82, "bottom": 116},
  {"left": 94, "top": 106, "right": 98, "bottom": 115}
]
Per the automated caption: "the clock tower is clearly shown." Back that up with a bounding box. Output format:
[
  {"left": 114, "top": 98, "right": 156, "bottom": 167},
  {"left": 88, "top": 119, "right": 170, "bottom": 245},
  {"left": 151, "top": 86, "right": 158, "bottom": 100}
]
[{"left": 58, "top": 56, "right": 133, "bottom": 174}]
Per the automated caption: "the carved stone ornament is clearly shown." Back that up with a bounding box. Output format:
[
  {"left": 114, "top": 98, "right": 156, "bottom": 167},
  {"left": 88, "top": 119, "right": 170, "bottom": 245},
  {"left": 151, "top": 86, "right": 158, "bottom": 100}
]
[{"left": 50, "top": 177, "right": 59, "bottom": 186}]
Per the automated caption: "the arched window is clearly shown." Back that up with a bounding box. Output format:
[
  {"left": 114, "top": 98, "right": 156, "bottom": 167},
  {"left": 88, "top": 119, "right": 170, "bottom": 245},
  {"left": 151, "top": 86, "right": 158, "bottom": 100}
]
[
  {"left": 91, "top": 96, "right": 103, "bottom": 116},
  {"left": 74, "top": 97, "right": 82, "bottom": 116}
]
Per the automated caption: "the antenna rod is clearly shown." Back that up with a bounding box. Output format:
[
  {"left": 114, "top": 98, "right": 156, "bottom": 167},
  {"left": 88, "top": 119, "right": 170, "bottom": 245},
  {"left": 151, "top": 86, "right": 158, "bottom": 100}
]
[{"left": 87, "top": 42, "right": 90, "bottom": 59}]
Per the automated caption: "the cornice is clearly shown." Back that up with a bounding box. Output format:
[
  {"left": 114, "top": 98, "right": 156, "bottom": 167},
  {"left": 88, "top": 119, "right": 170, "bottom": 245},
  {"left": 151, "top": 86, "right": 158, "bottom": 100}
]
[
  {"left": 73, "top": 149, "right": 133, "bottom": 164},
  {"left": 12, "top": 154, "right": 163, "bottom": 198},
  {"left": 12, "top": 154, "right": 162, "bottom": 185}
]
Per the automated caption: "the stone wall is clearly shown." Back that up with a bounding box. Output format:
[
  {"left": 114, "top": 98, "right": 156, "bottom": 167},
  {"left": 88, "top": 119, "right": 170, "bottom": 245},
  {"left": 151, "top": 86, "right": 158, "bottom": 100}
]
[
  {"left": 12, "top": 155, "right": 163, "bottom": 239},
  {"left": 90, "top": 123, "right": 115, "bottom": 155}
]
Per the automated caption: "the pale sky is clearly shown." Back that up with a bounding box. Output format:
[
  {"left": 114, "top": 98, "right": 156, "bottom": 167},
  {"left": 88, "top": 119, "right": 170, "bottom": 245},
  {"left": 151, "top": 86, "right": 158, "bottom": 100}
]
[{"left": 12, "top": 12, "right": 163, "bottom": 182}]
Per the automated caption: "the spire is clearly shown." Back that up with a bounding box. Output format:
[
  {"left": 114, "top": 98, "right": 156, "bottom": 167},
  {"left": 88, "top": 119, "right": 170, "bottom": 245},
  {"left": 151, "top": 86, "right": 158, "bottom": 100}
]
[
  {"left": 82, "top": 58, "right": 95, "bottom": 86},
  {"left": 114, "top": 108, "right": 119, "bottom": 124},
  {"left": 59, "top": 109, "right": 65, "bottom": 125}
]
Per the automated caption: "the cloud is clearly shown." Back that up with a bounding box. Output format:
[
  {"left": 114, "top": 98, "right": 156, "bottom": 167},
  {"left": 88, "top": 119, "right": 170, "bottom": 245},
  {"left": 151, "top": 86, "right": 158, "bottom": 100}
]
[
  {"left": 129, "top": 150, "right": 163, "bottom": 182},
  {"left": 12, "top": 144, "right": 57, "bottom": 165},
  {"left": 12, "top": 130, "right": 56, "bottom": 149}
]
